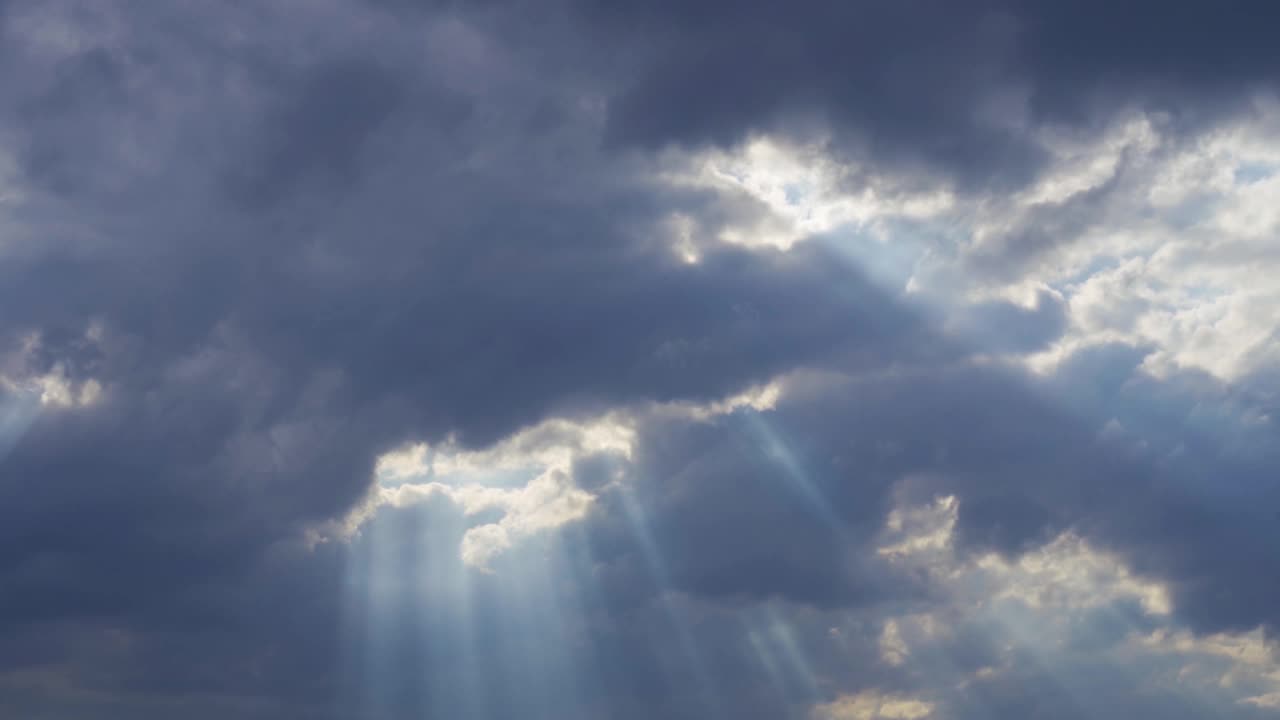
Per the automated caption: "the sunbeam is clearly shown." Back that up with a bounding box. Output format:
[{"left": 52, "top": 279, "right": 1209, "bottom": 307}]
[
  {"left": 741, "top": 410, "right": 846, "bottom": 534},
  {"left": 613, "top": 483, "right": 725, "bottom": 716},
  {"left": 742, "top": 603, "right": 824, "bottom": 707},
  {"left": 0, "top": 385, "right": 39, "bottom": 463}
]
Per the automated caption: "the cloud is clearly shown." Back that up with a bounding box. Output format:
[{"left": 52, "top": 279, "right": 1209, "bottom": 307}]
[
  {"left": 1, "top": 1, "right": 1279, "bottom": 718},
  {"left": 863, "top": 492, "right": 1280, "bottom": 718},
  {"left": 812, "top": 691, "right": 934, "bottom": 720},
  {"left": 372, "top": 415, "right": 623, "bottom": 568},
  {"left": 592, "top": 0, "right": 1280, "bottom": 188}
]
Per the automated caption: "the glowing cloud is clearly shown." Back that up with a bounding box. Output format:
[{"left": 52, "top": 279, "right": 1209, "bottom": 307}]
[{"left": 811, "top": 690, "right": 935, "bottom": 720}]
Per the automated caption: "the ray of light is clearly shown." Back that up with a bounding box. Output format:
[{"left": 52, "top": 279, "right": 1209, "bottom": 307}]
[
  {"left": 735, "top": 601, "right": 832, "bottom": 720},
  {"left": 337, "top": 500, "right": 400, "bottom": 719},
  {"left": 614, "top": 483, "right": 725, "bottom": 716},
  {"left": 0, "top": 385, "right": 43, "bottom": 463},
  {"left": 763, "top": 604, "right": 822, "bottom": 703},
  {"left": 742, "top": 410, "right": 846, "bottom": 535},
  {"left": 745, "top": 623, "right": 790, "bottom": 700},
  {"left": 414, "top": 507, "right": 487, "bottom": 720},
  {"left": 482, "top": 540, "right": 587, "bottom": 718}
]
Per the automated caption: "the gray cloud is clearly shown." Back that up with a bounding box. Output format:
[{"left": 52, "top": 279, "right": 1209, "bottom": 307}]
[{"left": 1, "top": 0, "right": 1278, "bottom": 718}]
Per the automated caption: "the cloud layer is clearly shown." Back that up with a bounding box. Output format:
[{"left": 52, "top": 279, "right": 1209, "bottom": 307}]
[{"left": 1, "top": 1, "right": 1278, "bottom": 718}]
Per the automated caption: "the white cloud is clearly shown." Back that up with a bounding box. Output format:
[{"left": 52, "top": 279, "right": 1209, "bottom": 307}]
[
  {"left": 973, "top": 533, "right": 1172, "bottom": 617},
  {"left": 0, "top": 329, "right": 104, "bottom": 410},
  {"left": 359, "top": 379, "right": 793, "bottom": 568},
  {"left": 370, "top": 415, "right": 626, "bottom": 569},
  {"left": 657, "top": 104, "right": 1280, "bottom": 387},
  {"left": 383, "top": 468, "right": 595, "bottom": 570},
  {"left": 877, "top": 494, "right": 956, "bottom": 561},
  {"left": 654, "top": 378, "right": 784, "bottom": 421},
  {"left": 811, "top": 690, "right": 934, "bottom": 720},
  {"left": 373, "top": 415, "right": 635, "bottom": 490},
  {"left": 662, "top": 136, "right": 954, "bottom": 253},
  {"left": 981, "top": 103, "right": 1280, "bottom": 381},
  {"left": 878, "top": 618, "right": 908, "bottom": 667}
]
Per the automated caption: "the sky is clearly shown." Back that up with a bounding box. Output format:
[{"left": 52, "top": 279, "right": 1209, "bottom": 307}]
[{"left": 1, "top": 1, "right": 1280, "bottom": 718}]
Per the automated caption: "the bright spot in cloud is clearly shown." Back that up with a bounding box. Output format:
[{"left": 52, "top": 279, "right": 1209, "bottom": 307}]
[
  {"left": 967, "top": 103, "right": 1280, "bottom": 382},
  {"left": 811, "top": 690, "right": 934, "bottom": 720},
  {"left": 664, "top": 137, "right": 953, "bottom": 251},
  {"left": 878, "top": 618, "right": 909, "bottom": 668},
  {"left": 26, "top": 371, "right": 102, "bottom": 408},
  {"left": 360, "top": 379, "right": 792, "bottom": 568},
  {"left": 382, "top": 468, "right": 595, "bottom": 570},
  {"left": 376, "top": 416, "right": 636, "bottom": 488},
  {"left": 372, "top": 415, "right": 631, "bottom": 569},
  {"left": 658, "top": 378, "right": 783, "bottom": 421},
  {"left": 0, "top": 329, "right": 104, "bottom": 410},
  {"left": 973, "top": 533, "right": 1172, "bottom": 617},
  {"left": 669, "top": 107, "right": 1280, "bottom": 386}
]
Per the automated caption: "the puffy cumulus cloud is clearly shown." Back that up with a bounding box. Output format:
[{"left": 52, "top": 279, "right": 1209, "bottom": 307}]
[
  {"left": 382, "top": 469, "right": 595, "bottom": 569},
  {"left": 965, "top": 103, "right": 1280, "bottom": 386},
  {"left": 371, "top": 415, "right": 629, "bottom": 568},
  {"left": 2, "top": 0, "right": 1280, "bottom": 719}
]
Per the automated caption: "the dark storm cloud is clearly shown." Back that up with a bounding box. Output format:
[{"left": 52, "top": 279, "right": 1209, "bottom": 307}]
[
  {"left": 1, "top": 0, "right": 1279, "bottom": 718},
  {"left": 591, "top": 0, "right": 1280, "bottom": 188},
  {"left": 596, "top": 0, "right": 1041, "bottom": 189},
  {"left": 224, "top": 59, "right": 419, "bottom": 211},
  {"left": 1044, "top": 348, "right": 1280, "bottom": 634},
  {"left": 554, "top": 343, "right": 1280, "bottom": 718},
  {"left": 0, "top": 1, "right": 941, "bottom": 714}
]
